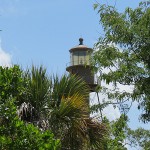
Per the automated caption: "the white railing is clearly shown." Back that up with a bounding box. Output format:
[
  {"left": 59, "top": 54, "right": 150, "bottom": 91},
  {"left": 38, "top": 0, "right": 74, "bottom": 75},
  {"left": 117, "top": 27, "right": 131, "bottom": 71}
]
[{"left": 66, "top": 60, "right": 90, "bottom": 67}]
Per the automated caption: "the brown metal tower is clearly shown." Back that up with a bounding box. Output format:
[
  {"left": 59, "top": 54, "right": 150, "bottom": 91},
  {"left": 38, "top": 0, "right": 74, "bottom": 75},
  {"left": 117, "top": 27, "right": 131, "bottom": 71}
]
[{"left": 66, "top": 38, "right": 97, "bottom": 92}]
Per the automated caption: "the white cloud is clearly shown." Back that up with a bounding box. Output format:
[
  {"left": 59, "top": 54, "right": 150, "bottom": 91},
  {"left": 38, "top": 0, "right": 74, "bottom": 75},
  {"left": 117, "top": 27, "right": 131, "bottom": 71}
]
[
  {"left": 91, "top": 55, "right": 134, "bottom": 121},
  {"left": 0, "top": 46, "right": 12, "bottom": 67},
  {"left": 90, "top": 92, "right": 120, "bottom": 121},
  {"left": 92, "top": 71, "right": 132, "bottom": 121}
]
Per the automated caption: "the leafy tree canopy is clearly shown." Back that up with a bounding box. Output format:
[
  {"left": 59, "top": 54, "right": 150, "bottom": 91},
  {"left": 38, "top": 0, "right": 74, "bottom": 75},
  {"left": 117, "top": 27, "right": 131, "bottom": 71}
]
[
  {"left": 0, "top": 66, "right": 60, "bottom": 150},
  {"left": 127, "top": 127, "right": 150, "bottom": 149},
  {"left": 0, "top": 65, "right": 108, "bottom": 150},
  {"left": 93, "top": 0, "right": 150, "bottom": 122}
]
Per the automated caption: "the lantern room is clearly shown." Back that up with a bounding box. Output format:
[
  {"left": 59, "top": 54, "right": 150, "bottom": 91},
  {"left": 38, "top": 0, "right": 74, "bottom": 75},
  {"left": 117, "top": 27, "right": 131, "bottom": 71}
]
[{"left": 69, "top": 38, "right": 93, "bottom": 66}]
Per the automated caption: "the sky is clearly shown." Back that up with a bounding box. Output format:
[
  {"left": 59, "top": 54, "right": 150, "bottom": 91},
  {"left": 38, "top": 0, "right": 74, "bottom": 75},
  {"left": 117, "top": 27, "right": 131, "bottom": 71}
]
[
  {"left": 0, "top": 0, "right": 149, "bottom": 148},
  {"left": 0, "top": 0, "right": 144, "bottom": 73}
]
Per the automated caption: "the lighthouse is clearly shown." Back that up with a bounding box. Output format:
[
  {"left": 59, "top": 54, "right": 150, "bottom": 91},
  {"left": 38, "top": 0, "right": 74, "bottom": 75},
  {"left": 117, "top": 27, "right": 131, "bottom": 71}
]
[{"left": 66, "top": 38, "right": 97, "bottom": 92}]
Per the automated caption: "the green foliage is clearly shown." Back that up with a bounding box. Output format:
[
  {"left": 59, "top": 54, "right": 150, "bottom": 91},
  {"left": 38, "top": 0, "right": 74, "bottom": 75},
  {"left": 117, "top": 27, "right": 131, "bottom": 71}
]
[
  {"left": 93, "top": 1, "right": 150, "bottom": 122},
  {"left": 0, "top": 99, "right": 60, "bottom": 150},
  {"left": 86, "top": 118, "right": 107, "bottom": 150},
  {"left": 0, "top": 66, "right": 60, "bottom": 150},
  {"left": 20, "top": 65, "right": 51, "bottom": 111},
  {"left": 101, "top": 116, "right": 128, "bottom": 150},
  {"left": 92, "top": 1, "right": 150, "bottom": 149},
  {"left": 0, "top": 65, "right": 107, "bottom": 150},
  {"left": 0, "top": 65, "right": 25, "bottom": 103},
  {"left": 90, "top": 102, "right": 110, "bottom": 115},
  {"left": 127, "top": 127, "right": 150, "bottom": 150},
  {"left": 50, "top": 74, "right": 89, "bottom": 108},
  {"left": 46, "top": 75, "right": 107, "bottom": 150}
]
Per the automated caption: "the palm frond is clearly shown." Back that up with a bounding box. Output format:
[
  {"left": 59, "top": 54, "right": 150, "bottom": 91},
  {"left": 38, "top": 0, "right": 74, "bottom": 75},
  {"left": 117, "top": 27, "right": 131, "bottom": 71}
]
[
  {"left": 86, "top": 118, "right": 108, "bottom": 150},
  {"left": 51, "top": 74, "right": 90, "bottom": 107},
  {"left": 22, "top": 65, "right": 51, "bottom": 112}
]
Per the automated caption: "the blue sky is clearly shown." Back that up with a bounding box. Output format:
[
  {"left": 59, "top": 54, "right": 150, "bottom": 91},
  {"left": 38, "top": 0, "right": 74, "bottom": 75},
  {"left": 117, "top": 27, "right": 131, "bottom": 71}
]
[
  {"left": 0, "top": 0, "right": 143, "bottom": 73},
  {"left": 0, "top": 0, "right": 149, "bottom": 145}
]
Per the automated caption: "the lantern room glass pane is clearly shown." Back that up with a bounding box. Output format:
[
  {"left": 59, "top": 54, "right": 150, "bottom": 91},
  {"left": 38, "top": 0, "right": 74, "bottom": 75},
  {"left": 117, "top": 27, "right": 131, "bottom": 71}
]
[
  {"left": 79, "top": 51, "right": 86, "bottom": 64},
  {"left": 70, "top": 52, "right": 73, "bottom": 65},
  {"left": 73, "top": 51, "right": 79, "bottom": 65},
  {"left": 71, "top": 50, "right": 92, "bottom": 66}
]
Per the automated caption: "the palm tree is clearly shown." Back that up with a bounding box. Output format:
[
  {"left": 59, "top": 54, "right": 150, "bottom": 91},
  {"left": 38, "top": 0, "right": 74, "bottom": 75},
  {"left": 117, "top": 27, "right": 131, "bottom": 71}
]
[
  {"left": 18, "top": 65, "right": 107, "bottom": 150},
  {"left": 47, "top": 75, "right": 89, "bottom": 149},
  {"left": 18, "top": 65, "right": 51, "bottom": 123}
]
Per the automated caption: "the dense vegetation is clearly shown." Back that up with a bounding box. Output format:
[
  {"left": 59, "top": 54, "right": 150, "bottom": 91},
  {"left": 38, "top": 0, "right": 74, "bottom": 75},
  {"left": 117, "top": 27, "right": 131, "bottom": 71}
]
[
  {"left": 0, "top": 66, "right": 61, "bottom": 150},
  {"left": 0, "top": 65, "right": 107, "bottom": 150},
  {"left": 93, "top": 0, "right": 150, "bottom": 122},
  {"left": 0, "top": 1, "right": 149, "bottom": 150},
  {"left": 91, "top": 0, "right": 150, "bottom": 149}
]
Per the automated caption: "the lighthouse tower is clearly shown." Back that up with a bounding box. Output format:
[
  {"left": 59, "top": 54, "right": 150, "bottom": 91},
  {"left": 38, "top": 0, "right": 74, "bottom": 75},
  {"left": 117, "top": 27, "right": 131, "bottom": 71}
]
[{"left": 66, "top": 38, "right": 97, "bottom": 92}]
